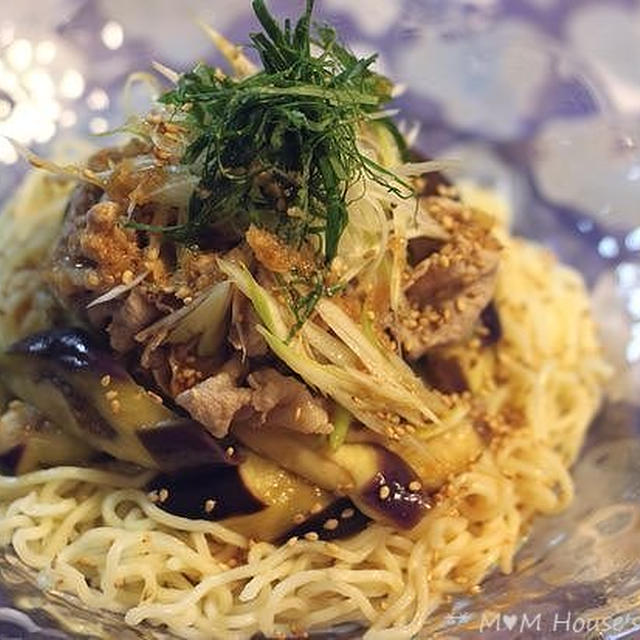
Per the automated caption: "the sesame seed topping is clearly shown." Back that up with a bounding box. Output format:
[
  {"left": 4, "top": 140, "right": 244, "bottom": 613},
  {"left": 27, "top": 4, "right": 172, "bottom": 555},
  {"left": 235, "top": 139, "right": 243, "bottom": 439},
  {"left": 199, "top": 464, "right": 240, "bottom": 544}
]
[
  {"left": 304, "top": 532, "right": 319, "bottom": 542},
  {"left": 341, "top": 508, "right": 355, "bottom": 519},
  {"left": 293, "top": 513, "right": 306, "bottom": 524},
  {"left": 226, "top": 446, "right": 235, "bottom": 457},
  {"left": 323, "top": 518, "right": 339, "bottom": 531},
  {"left": 158, "top": 488, "right": 169, "bottom": 503},
  {"left": 310, "top": 502, "right": 323, "bottom": 514},
  {"left": 106, "top": 390, "right": 119, "bottom": 400},
  {"left": 409, "top": 481, "right": 422, "bottom": 492},
  {"left": 204, "top": 499, "right": 216, "bottom": 513},
  {"left": 100, "top": 375, "right": 111, "bottom": 387},
  {"left": 110, "top": 399, "right": 121, "bottom": 414},
  {"left": 147, "top": 490, "right": 159, "bottom": 503},
  {"left": 287, "top": 536, "right": 299, "bottom": 546},
  {"left": 379, "top": 485, "right": 390, "bottom": 500}
]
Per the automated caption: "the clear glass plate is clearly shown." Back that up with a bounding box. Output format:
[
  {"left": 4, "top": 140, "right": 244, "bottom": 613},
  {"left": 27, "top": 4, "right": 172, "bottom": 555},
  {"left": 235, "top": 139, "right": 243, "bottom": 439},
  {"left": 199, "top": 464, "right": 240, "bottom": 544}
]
[{"left": 1, "top": 1, "right": 639, "bottom": 638}]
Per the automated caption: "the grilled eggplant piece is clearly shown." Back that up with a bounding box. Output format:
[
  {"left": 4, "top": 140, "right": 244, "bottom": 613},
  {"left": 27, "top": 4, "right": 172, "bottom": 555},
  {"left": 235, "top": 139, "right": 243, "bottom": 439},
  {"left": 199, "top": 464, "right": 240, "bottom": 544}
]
[
  {"left": 279, "top": 497, "right": 370, "bottom": 543},
  {"left": 330, "top": 443, "right": 432, "bottom": 528},
  {"left": 0, "top": 401, "right": 94, "bottom": 475},
  {"left": 148, "top": 450, "right": 344, "bottom": 542},
  {"left": 234, "top": 423, "right": 353, "bottom": 491},
  {"left": 0, "top": 328, "right": 230, "bottom": 472},
  {"left": 234, "top": 425, "right": 432, "bottom": 529},
  {"left": 347, "top": 420, "right": 485, "bottom": 491}
]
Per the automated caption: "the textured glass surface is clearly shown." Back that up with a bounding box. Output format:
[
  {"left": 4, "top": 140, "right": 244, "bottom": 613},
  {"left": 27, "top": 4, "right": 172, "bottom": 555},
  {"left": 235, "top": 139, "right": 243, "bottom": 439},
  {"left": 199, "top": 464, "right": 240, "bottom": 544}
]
[{"left": 1, "top": 1, "right": 639, "bottom": 638}]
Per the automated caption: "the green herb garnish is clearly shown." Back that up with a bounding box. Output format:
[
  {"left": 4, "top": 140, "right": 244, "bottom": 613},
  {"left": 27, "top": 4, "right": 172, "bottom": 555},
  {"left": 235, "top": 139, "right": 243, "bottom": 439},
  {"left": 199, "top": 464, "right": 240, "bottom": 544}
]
[
  {"left": 139, "top": 0, "right": 413, "bottom": 333},
  {"left": 157, "top": 0, "right": 405, "bottom": 259}
]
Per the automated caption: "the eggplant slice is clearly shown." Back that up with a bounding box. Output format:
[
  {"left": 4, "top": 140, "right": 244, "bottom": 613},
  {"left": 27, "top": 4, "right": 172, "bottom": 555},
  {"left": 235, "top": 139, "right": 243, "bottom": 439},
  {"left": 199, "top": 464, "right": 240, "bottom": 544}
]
[
  {"left": 234, "top": 424, "right": 433, "bottom": 530},
  {"left": 0, "top": 401, "right": 94, "bottom": 475},
  {"left": 279, "top": 497, "right": 370, "bottom": 543},
  {"left": 146, "top": 450, "right": 363, "bottom": 542},
  {"left": 0, "top": 328, "right": 231, "bottom": 472},
  {"left": 347, "top": 421, "right": 485, "bottom": 492}
]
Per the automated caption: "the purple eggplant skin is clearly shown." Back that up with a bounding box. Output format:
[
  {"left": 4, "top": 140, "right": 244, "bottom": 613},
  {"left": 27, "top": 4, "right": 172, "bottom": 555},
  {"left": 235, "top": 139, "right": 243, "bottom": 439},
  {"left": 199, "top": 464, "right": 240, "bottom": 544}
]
[
  {"left": 480, "top": 301, "right": 502, "bottom": 345},
  {"left": 237, "top": 426, "right": 433, "bottom": 532},
  {"left": 147, "top": 450, "right": 347, "bottom": 542},
  {"left": 358, "top": 448, "right": 433, "bottom": 530},
  {"left": 0, "top": 328, "right": 232, "bottom": 472},
  {"left": 138, "top": 420, "right": 236, "bottom": 473},
  {"left": 311, "top": 440, "right": 433, "bottom": 530},
  {"left": 146, "top": 463, "right": 264, "bottom": 521},
  {"left": 8, "top": 328, "right": 127, "bottom": 378},
  {"left": 0, "top": 445, "right": 24, "bottom": 475},
  {"left": 148, "top": 462, "right": 370, "bottom": 543},
  {"left": 278, "top": 497, "right": 370, "bottom": 544}
]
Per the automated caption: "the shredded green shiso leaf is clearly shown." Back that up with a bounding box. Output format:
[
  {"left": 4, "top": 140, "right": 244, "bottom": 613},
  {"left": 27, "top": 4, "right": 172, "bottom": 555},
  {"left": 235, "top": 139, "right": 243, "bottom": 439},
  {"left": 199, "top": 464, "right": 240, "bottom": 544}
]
[{"left": 152, "top": 0, "right": 409, "bottom": 264}]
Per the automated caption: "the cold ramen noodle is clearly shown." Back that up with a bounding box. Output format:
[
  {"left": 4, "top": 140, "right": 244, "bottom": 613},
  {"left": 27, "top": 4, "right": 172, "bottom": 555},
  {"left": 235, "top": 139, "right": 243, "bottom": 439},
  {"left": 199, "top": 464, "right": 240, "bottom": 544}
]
[{"left": 0, "top": 2, "right": 610, "bottom": 639}]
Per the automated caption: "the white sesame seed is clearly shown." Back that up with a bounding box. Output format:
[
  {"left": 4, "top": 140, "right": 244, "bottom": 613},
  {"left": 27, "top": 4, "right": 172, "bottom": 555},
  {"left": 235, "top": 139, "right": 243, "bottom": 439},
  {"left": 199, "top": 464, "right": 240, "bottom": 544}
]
[
  {"left": 310, "top": 502, "right": 323, "bottom": 514},
  {"left": 323, "top": 518, "right": 339, "bottom": 531}
]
